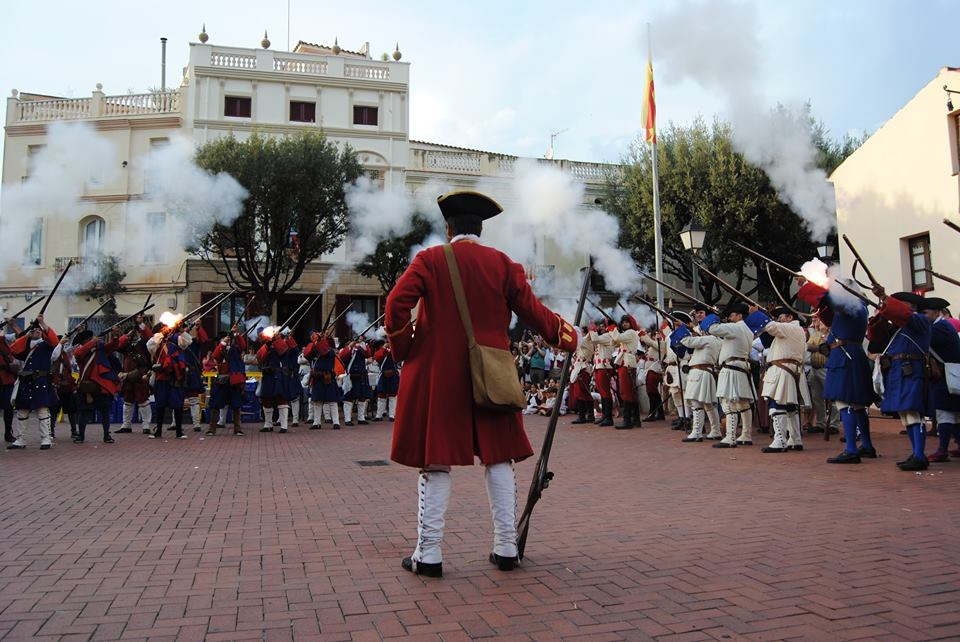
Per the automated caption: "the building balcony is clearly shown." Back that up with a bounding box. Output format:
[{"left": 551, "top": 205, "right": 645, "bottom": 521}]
[
  {"left": 408, "top": 142, "right": 621, "bottom": 185},
  {"left": 8, "top": 86, "right": 181, "bottom": 125},
  {"left": 190, "top": 44, "right": 408, "bottom": 85}
]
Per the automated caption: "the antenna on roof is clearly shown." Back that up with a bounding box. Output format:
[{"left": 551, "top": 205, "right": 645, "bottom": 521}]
[{"left": 544, "top": 128, "right": 568, "bottom": 160}]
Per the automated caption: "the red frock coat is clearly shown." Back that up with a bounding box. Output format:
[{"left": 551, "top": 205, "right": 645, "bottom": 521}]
[{"left": 386, "top": 239, "right": 578, "bottom": 468}]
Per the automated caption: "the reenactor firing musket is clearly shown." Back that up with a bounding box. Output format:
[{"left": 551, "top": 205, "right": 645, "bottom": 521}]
[
  {"left": 731, "top": 240, "right": 878, "bottom": 309},
  {"left": 354, "top": 313, "right": 386, "bottom": 341}
]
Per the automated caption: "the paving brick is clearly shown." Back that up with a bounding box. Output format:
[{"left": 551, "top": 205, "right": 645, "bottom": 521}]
[{"left": 0, "top": 415, "right": 958, "bottom": 640}]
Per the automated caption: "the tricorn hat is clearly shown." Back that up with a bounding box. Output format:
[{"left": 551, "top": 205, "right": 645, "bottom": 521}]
[
  {"left": 891, "top": 292, "right": 925, "bottom": 307},
  {"left": 768, "top": 306, "right": 797, "bottom": 320},
  {"left": 723, "top": 300, "right": 749, "bottom": 317},
  {"left": 671, "top": 310, "right": 692, "bottom": 324},
  {"left": 72, "top": 329, "right": 94, "bottom": 346},
  {"left": 918, "top": 296, "right": 951, "bottom": 311},
  {"left": 437, "top": 190, "right": 503, "bottom": 221}
]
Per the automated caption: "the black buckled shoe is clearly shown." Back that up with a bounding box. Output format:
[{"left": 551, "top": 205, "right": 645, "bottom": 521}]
[
  {"left": 857, "top": 446, "right": 878, "bottom": 459},
  {"left": 489, "top": 553, "right": 518, "bottom": 571},
  {"left": 681, "top": 436, "right": 703, "bottom": 443},
  {"left": 897, "top": 455, "right": 929, "bottom": 471},
  {"left": 761, "top": 446, "right": 786, "bottom": 453},
  {"left": 827, "top": 451, "right": 861, "bottom": 464},
  {"left": 788, "top": 444, "right": 804, "bottom": 452},
  {"left": 401, "top": 557, "right": 442, "bottom": 578},
  {"left": 713, "top": 441, "right": 736, "bottom": 448}
]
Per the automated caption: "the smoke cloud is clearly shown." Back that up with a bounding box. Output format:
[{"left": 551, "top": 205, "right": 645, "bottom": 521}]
[
  {"left": 652, "top": 0, "right": 836, "bottom": 240},
  {"left": 0, "top": 121, "right": 118, "bottom": 285}
]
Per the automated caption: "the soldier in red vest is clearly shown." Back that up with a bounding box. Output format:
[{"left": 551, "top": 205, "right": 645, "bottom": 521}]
[
  {"left": 8, "top": 315, "right": 59, "bottom": 450},
  {"left": 116, "top": 317, "right": 154, "bottom": 434},
  {"left": 206, "top": 326, "right": 248, "bottom": 436},
  {"left": 386, "top": 191, "right": 579, "bottom": 578},
  {"left": 73, "top": 330, "right": 123, "bottom": 444},
  {"left": 1, "top": 321, "right": 21, "bottom": 443}
]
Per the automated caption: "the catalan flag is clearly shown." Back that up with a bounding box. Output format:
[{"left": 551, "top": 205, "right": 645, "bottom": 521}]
[{"left": 642, "top": 59, "right": 656, "bottom": 144}]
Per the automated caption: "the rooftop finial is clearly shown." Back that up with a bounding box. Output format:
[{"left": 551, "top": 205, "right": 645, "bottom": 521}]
[
  {"left": 199, "top": 24, "right": 209, "bottom": 44},
  {"left": 392, "top": 42, "right": 402, "bottom": 61},
  {"left": 332, "top": 37, "right": 341, "bottom": 55},
  {"left": 261, "top": 30, "right": 271, "bottom": 49}
]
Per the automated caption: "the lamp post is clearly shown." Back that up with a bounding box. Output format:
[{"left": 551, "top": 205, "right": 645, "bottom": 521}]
[{"left": 679, "top": 216, "right": 707, "bottom": 299}]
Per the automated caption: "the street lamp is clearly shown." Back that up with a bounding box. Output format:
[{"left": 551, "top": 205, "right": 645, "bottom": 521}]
[
  {"left": 679, "top": 216, "right": 707, "bottom": 298},
  {"left": 816, "top": 241, "right": 835, "bottom": 262}
]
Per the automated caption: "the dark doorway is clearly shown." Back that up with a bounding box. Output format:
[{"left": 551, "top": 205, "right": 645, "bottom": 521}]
[{"left": 334, "top": 294, "right": 382, "bottom": 344}]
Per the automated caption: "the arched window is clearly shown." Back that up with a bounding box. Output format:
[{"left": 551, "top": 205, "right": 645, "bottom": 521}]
[{"left": 81, "top": 217, "right": 105, "bottom": 257}]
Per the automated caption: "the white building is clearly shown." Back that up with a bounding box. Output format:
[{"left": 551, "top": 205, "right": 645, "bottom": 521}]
[
  {"left": 2, "top": 35, "right": 615, "bottom": 340},
  {"left": 832, "top": 66, "right": 960, "bottom": 301}
]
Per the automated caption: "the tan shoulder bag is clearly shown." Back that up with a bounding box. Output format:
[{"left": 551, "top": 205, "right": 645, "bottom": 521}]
[{"left": 443, "top": 244, "right": 526, "bottom": 412}]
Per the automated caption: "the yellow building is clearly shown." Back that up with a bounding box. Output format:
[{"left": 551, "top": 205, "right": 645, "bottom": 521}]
[{"left": 831, "top": 66, "right": 960, "bottom": 301}]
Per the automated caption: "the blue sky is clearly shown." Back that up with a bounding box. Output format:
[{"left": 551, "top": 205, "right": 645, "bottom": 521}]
[{"left": 1, "top": 0, "right": 957, "bottom": 164}]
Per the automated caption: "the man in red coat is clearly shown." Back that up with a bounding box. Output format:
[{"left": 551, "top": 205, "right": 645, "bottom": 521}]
[{"left": 386, "top": 191, "right": 579, "bottom": 578}]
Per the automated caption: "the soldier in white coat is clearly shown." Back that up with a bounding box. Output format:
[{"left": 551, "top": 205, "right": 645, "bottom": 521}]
[
  {"left": 640, "top": 326, "right": 666, "bottom": 421},
  {"left": 678, "top": 310, "right": 723, "bottom": 442},
  {"left": 611, "top": 315, "right": 642, "bottom": 429},
  {"left": 707, "top": 301, "right": 757, "bottom": 447},
  {"left": 588, "top": 323, "right": 617, "bottom": 426},
  {"left": 568, "top": 326, "right": 596, "bottom": 424},
  {"left": 745, "top": 306, "right": 811, "bottom": 453}
]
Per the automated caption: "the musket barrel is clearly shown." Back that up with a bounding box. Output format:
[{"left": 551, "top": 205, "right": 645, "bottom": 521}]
[
  {"left": 692, "top": 258, "right": 763, "bottom": 309},
  {"left": 925, "top": 268, "right": 960, "bottom": 288},
  {"left": 944, "top": 218, "right": 960, "bottom": 235},
  {"left": 39, "top": 260, "right": 74, "bottom": 317},
  {"left": 841, "top": 235, "right": 880, "bottom": 287},
  {"left": 641, "top": 271, "right": 720, "bottom": 314}
]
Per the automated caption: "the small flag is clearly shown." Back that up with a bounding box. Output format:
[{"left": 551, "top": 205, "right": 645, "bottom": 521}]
[{"left": 642, "top": 60, "right": 656, "bottom": 144}]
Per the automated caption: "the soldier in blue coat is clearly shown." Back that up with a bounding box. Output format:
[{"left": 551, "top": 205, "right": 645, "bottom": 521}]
[
  {"left": 919, "top": 297, "right": 960, "bottom": 462},
  {"left": 8, "top": 316, "right": 59, "bottom": 450},
  {"left": 303, "top": 331, "right": 342, "bottom": 429},
  {"left": 339, "top": 340, "right": 372, "bottom": 426},
  {"left": 182, "top": 324, "right": 209, "bottom": 432},
  {"left": 279, "top": 329, "right": 304, "bottom": 428},
  {"left": 797, "top": 279, "right": 877, "bottom": 464},
  {"left": 374, "top": 341, "right": 401, "bottom": 421},
  {"left": 870, "top": 288, "right": 931, "bottom": 471}
]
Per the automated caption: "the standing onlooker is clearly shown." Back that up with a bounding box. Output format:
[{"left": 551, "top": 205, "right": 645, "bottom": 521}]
[
  {"left": 805, "top": 317, "right": 839, "bottom": 435},
  {"left": 527, "top": 338, "right": 547, "bottom": 385}
]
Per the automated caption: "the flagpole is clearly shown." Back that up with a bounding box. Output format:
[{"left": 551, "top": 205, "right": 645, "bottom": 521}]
[{"left": 647, "top": 24, "right": 665, "bottom": 310}]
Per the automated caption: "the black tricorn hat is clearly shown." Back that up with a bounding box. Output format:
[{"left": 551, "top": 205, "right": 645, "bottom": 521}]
[
  {"left": 919, "top": 296, "right": 951, "bottom": 311},
  {"left": 723, "top": 300, "right": 750, "bottom": 317},
  {"left": 692, "top": 302, "right": 710, "bottom": 313},
  {"left": 437, "top": 191, "right": 503, "bottom": 221},
  {"left": 671, "top": 310, "right": 692, "bottom": 324},
  {"left": 768, "top": 306, "right": 797, "bottom": 319},
  {"left": 72, "top": 330, "right": 94, "bottom": 346},
  {"left": 891, "top": 292, "right": 925, "bottom": 307}
]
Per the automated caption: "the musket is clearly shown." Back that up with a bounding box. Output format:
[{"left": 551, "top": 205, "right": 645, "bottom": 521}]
[
  {"left": 185, "top": 290, "right": 236, "bottom": 325},
  {"left": 588, "top": 298, "right": 617, "bottom": 324},
  {"left": 354, "top": 313, "right": 386, "bottom": 340},
  {"left": 731, "top": 240, "right": 878, "bottom": 309},
  {"left": 287, "top": 295, "right": 322, "bottom": 332},
  {"left": 944, "top": 218, "right": 960, "bottom": 235},
  {"left": 691, "top": 258, "right": 764, "bottom": 309},
  {"left": 98, "top": 303, "right": 156, "bottom": 337},
  {"left": 38, "top": 259, "right": 73, "bottom": 318},
  {"left": 278, "top": 296, "right": 315, "bottom": 331},
  {"left": 323, "top": 305, "right": 354, "bottom": 335},
  {"left": 1, "top": 297, "right": 43, "bottom": 330},
  {"left": 319, "top": 300, "right": 337, "bottom": 334},
  {"left": 641, "top": 271, "right": 720, "bottom": 314},
  {"left": 629, "top": 294, "right": 673, "bottom": 321},
  {"left": 925, "top": 268, "right": 960, "bottom": 289},
  {"left": 841, "top": 234, "right": 880, "bottom": 288},
  {"left": 66, "top": 298, "right": 115, "bottom": 338},
  {"left": 517, "top": 264, "right": 592, "bottom": 560}
]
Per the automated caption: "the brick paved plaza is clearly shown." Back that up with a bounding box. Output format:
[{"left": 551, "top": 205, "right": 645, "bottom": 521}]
[{"left": 0, "top": 413, "right": 958, "bottom": 641}]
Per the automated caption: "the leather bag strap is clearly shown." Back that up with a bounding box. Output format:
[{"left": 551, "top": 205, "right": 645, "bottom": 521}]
[{"left": 443, "top": 244, "right": 477, "bottom": 348}]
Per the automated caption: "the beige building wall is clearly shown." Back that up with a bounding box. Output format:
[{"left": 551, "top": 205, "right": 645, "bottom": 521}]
[
  {"left": 831, "top": 67, "right": 960, "bottom": 302},
  {"left": 1, "top": 37, "right": 619, "bottom": 335}
]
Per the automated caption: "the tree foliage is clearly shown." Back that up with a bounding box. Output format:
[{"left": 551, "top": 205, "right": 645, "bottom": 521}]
[
  {"left": 77, "top": 255, "right": 126, "bottom": 316},
  {"left": 607, "top": 115, "right": 864, "bottom": 305},
  {"left": 193, "top": 132, "right": 363, "bottom": 309},
  {"left": 355, "top": 215, "right": 434, "bottom": 294}
]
